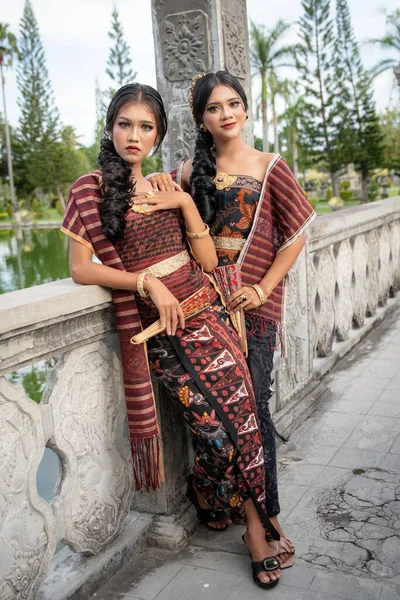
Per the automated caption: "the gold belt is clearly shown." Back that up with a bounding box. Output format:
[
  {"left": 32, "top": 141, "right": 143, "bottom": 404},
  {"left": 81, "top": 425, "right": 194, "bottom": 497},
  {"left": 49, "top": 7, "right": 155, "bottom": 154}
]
[
  {"left": 212, "top": 236, "right": 246, "bottom": 250},
  {"left": 140, "top": 250, "right": 190, "bottom": 278}
]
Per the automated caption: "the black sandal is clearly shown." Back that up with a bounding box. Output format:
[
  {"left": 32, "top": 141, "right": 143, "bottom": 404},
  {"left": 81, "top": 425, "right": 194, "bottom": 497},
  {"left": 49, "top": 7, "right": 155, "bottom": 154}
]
[
  {"left": 186, "top": 475, "right": 229, "bottom": 531},
  {"left": 242, "top": 534, "right": 281, "bottom": 590}
]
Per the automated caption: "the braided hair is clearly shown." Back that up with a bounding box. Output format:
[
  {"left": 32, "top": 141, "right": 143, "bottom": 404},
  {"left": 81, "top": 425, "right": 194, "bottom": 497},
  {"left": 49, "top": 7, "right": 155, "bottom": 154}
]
[
  {"left": 98, "top": 84, "right": 167, "bottom": 242},
  {"left": 189, "top": 71, "right": 248, "bottom": 225}
]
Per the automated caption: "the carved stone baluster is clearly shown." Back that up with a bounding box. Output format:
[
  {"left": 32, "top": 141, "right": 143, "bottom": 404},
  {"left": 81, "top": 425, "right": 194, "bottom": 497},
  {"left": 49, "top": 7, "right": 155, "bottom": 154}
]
[
  {"left": 42, "top": 341, "right": 133, "bottom": 554},
  {"left": 334, "top": 240, "right": 353, "bottom": 341},
  {"left": 365, "top": 229, "right": 379, "bottom": 316},
  {"left": 389, "top": 219, "right": 400, "bottom": 293},
  {"left": 351, "top": 234, "right": 368, "bottom": 328},
  {"left": 314, "top": 247, "right": 336, "bottom": 357},
  {"left": 378, "top": 224, "right": 391, "bottom": 306},
  {"left": 0, "top": 378, "right": 56, "bottom": 600},
  {"left": 307, "top": 251, "right": 318, "bottom": 356},
  {"left": 275, "top": 249, "right": 312, "bottom": 409}
]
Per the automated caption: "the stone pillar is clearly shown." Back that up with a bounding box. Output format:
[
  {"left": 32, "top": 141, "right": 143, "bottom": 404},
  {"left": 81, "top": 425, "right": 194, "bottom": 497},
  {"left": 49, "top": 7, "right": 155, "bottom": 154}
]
[{"left": 151, "top": 0, "right": 254, "bottom": 172}]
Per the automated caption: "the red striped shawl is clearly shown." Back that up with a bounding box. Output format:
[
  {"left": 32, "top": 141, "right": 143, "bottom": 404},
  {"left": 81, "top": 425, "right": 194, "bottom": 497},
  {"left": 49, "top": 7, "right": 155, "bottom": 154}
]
[
  {"left": 61, "top": 170, "right": 161, "bottom": 491},
  {"left": 173, "top": 155, "right": 316, "bottom": 350}
]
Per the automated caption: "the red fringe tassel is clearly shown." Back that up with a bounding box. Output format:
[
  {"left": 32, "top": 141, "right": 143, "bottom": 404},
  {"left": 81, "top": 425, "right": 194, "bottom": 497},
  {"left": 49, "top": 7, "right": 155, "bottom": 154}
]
[{"left": 131, "top": 435, "right": 163, "bottom": 492}]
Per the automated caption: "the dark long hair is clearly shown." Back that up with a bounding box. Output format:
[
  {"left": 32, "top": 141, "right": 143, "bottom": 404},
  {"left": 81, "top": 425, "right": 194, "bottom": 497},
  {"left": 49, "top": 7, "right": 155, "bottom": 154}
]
[
  {"left": 189, "top": 71, "right": 248, "bottom": 225},
  {"left": 98, "top": 84, "right": 167, "bottom": 242}
]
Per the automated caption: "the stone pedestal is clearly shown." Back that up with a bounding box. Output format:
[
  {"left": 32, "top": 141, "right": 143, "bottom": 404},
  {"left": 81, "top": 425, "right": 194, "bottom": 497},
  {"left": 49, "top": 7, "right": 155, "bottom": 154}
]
[{"left": 151, "top": 0, "right": 254, "bottom": 172}]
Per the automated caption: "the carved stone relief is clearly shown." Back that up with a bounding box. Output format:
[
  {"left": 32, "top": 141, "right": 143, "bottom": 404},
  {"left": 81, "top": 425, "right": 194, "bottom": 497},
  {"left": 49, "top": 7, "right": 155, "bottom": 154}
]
[
  {"left": 277, "top": 252, "right": 311, "bottom": 408},
  {"left": 166, "top": 105, "right": 197, "bottom": 169},
  {"left": 161, "top": 11, "right": 211, "bottom": 81},
  {"left": 223, "top": 4, "right": 248, "bottom": 78},
  {"left": 365, "top": 229, "right": 379, "bottom": 316},
  {"left": 307, "top": 252, "right": 318, "bottom": 356},
  {"left": 0, "top": 378, "right": 56, "bottom": 600},
  {"left": 314, "top": 247, "right": 336, "bottom": 357},
  {"left": 378, "top": 225, "right": 391, "bottom": 306},
  {"left": 43, "top": 341, "right": 133, "bottom": 555},
  {"left": 351, "top": 234, "right": 367, "bottom": 328},
  {"left": 334, "top": 241, "right": 353, "bottom": 341},
  {"left": 389, "top": 219, "right": 400, "bottom": 292}
]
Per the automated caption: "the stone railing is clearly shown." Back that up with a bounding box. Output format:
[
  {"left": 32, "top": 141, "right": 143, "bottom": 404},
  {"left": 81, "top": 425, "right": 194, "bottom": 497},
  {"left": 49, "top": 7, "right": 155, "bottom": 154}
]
[
  {"left": 0, "top": 281, "right": 133, "bottom": 600},
  {"left": 0, "top": 196, "right": 399, "bottom": 599}
]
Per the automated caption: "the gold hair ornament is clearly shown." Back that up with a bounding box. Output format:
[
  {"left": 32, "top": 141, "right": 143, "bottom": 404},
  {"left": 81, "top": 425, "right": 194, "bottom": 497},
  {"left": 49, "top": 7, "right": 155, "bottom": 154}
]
[{"left": 188, "top": 73, "right": 207, "bottom": 115}]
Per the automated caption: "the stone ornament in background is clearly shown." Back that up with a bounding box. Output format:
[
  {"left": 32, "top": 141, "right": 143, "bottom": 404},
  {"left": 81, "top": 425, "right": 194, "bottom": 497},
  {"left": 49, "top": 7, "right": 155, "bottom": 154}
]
[
  {"left": 0, "top": 340, "right": 133, "bottom": 598},
  {"left": 0, "top": 378, "right": 56, "bottom": 600},
  {"left": 162, "top": 11, "right": 210, "bottom": 81},
  {"left": 334, "top": 240, "right": 353, "bottom": 342},
  {"left": 43, "top": 341, "right": 133, "bottom": 555},
  {"left": 223, "top": 4, "right": 248, "bottom": 78}
]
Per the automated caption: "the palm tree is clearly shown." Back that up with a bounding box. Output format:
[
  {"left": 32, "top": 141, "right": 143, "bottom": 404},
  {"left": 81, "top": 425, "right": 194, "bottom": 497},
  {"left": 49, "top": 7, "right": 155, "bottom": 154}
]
[
  {"left": 280, "top": 81, "right": 306, "bottom": 179},
  {"left": 0, "top": 23, "right": 20, "bottom": 221},
  {"left": 367, "top": 9, "right": 400, "bottom": 84},
  {"left": 250, "top": 20, "right": 298, "bottom": 152}
]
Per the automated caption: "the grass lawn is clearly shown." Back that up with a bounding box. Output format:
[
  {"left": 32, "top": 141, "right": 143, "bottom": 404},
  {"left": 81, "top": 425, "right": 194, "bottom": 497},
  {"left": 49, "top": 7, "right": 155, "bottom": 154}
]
[{"left": 388, "top": 187, "right": 400, "bottom": 198}]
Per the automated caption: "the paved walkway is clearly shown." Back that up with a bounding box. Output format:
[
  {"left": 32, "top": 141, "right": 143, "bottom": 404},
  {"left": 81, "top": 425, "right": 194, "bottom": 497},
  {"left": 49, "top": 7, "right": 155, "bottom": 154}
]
[{"left": 91, "top": 305, "right": 400, "bottom": 600}]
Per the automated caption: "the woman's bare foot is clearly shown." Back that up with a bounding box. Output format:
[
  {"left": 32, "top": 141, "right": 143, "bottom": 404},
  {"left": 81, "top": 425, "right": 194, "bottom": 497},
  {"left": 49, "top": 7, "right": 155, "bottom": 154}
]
[
  {"left": 268, "top": 515, "right": 294, "bottom": 566},
  {"left": 244, "top": 527, "right": 282, "bottom": 584},
  {"left": 192, "top": 480, "right": 231, "bottom": 530}
]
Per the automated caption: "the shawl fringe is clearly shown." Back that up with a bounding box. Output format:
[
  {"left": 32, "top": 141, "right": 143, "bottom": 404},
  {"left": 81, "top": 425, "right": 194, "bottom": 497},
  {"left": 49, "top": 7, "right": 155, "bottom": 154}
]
[{"left": 131, "top": 435, "right": 163, "bottom": 491}]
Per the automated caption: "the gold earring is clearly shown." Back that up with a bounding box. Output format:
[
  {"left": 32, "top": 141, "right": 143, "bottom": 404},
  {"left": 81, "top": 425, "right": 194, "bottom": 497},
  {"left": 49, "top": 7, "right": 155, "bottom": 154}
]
[{"left": 200, "top": 123, "right": 207, "bottom": 132}]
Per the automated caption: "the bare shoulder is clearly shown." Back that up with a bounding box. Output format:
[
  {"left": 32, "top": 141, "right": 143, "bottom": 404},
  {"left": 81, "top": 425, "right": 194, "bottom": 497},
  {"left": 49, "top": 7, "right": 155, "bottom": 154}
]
[
  {"left": 243, "top": 149, "right": 278, "bottom": 180},
  {"left": 181, "top": 159, "right": 193, "bottom": 190}
]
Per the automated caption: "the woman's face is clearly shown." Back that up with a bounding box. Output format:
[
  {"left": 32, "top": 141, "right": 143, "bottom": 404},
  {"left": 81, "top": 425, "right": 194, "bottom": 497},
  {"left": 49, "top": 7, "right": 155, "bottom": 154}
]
[
  {"left": 111, "top": 102, "right": 158, "bottom": 165},
  {"left": 201, "top": 85, "right": 246, "bottom": 140}
]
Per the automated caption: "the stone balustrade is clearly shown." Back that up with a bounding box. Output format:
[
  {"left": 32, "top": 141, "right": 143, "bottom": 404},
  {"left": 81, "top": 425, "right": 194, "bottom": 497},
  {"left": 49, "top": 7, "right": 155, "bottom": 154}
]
[{"left": 0, "top": 196, "right": 399, "bottom": 599}]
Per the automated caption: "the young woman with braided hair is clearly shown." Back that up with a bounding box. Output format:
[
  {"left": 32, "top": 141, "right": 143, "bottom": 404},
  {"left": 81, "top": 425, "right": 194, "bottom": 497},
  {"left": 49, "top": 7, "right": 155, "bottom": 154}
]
[
  {"left": 62, "top": 83, "right": 287, "bottom": 589},
  {"left": 148, "top": 71, "right": 316, "bottom": 569}
]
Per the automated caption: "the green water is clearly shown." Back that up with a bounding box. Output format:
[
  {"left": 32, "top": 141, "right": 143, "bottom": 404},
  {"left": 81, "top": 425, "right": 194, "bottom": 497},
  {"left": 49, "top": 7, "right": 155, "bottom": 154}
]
[
  {"left": 1, "top": 227, "right": 70, "bottom": 511},
  {"left": 0, "top": 227, "right": 70, "bottom": 294}
]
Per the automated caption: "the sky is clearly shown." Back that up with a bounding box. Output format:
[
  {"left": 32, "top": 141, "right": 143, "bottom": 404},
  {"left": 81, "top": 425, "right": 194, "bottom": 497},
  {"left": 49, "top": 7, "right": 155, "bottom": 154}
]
[{"left": 1, "top": 0, "right": 399, "bottom": 147}]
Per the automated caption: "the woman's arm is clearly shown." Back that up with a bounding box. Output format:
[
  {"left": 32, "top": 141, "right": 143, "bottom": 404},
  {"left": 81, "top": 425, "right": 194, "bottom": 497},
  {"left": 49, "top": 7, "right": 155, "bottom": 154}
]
[
  {"left": 69, "top": 240, "right": 185, "bottom": 334},
  {"left": 228, "top": 234, "right": 306, "bottom": 312}
]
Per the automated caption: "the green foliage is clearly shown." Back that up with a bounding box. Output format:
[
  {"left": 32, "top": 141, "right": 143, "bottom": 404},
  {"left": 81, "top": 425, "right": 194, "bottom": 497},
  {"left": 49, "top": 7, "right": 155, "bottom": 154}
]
[
  {"left": 254, "top": 136, "right": 263, "bottom": 151},
  {"left": 340, "top": 180, "right": 351, "bottom": 190},
  {"left": 31, "top": 198, "right": 40, "bottom": 212},
  {"left": 56, "top": 200, "right": 64, "bottom": 215},
  {"left": 15, "top": 0, "right": 61, "bottom": 197},
  {"left": 142, "top": 154, "right": 163, "bottom": 177},
  {"left": 250, "top": 19, "right": 299, "bottom": 151},
  {"left": 307, "top": 196, "right": 319, "bottom": 209},
  {"left": 379, "top": 107, "right": 400, "bottom": 176},
  {"left": 339, "top": 189, "right": 354, "bottom": 201},
  {"left": 325, "top": 188, "right": 333, "bottom": 201},
  {"left": 368, "top": 182, "right": 379, "bottom": 200},
  {"left": 368, "top": 9, "right": 400, "bottom": 80},
  {"left": 297, "top": 0, "right": 344, "bottom": 188},
  {"left": 334, "top": 0, "right": 385, "bottom": 201},
  {"left": 6, "top": 201, "right": 12, "bottom": 217},
  {"left": 104, "top": 7, "right": 137, "bottom": 103},
  {"left": 0, "top": 212, "right": 8, "bottom": 220}
]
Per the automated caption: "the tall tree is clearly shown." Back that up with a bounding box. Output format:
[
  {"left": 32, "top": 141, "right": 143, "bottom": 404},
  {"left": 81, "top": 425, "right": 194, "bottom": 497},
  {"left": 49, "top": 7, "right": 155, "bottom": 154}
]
[
  {"left": 367, "top": 9, "right": 400, "bottom": 83},
  {"left": 250, "top": 20, "right": 298, "bottom": 152},
  {"left": 106, "top": 6, "right": 136, "bottom": 99},
  {"left": 336, "top": 0, "right": 385, "bottom": 202},
  {"left": 0, "top": 23, "right": 20, "bottom": 221},
  {"left": 15, "top": 0, "right": 64, "bottom": 206},
  {"left": 379, "top": 107, "right": 400, "bottom": 176},
  {"left": 280, "top": 82, "right": 308, "bottom": 179},
  {"left": 297, "top": 0, "right": 343, "bottom": 195}
]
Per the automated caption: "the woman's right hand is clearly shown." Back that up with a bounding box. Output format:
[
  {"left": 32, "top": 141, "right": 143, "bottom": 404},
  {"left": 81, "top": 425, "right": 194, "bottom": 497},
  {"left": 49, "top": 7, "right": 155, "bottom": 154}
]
[
  {"left": 145, "top": 276, "right": 185, "bottom": 335},
  {"left": 148, "top": 173, "right": 182, "bottom": 192}
]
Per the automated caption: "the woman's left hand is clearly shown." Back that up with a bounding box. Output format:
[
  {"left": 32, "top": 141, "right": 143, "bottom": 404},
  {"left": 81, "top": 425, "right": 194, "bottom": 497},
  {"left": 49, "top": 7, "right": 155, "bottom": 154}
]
[
  {"left": 132, "top": 190, "right": 191, "bottom": 213},
  {"left": 228, "top": 286, "right": 264, "bottom": 313}
]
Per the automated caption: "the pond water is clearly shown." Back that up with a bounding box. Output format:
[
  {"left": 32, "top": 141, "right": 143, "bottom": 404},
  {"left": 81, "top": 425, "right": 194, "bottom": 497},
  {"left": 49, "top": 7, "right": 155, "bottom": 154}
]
[{"left": 1, "top": 227, "right": 70, "bottom": 520}]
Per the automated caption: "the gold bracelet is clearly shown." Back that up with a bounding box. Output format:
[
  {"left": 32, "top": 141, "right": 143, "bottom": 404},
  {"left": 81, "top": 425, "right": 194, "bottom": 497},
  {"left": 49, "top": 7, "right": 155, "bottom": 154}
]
[
  {"left": 186, "top": 223, "right": 210, "bottom": 239},
  {"left": 137, "top": 272, "right": 150, "bottom": 298},
  {"left": 252, "top": 283, "right": 267, "bottom": 305}
]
